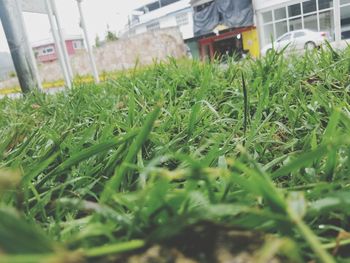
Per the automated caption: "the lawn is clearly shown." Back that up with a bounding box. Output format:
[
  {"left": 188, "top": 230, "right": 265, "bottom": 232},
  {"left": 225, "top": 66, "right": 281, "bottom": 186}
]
[{"left": 1, "top": 47, "right": 350, "bottom": 263}]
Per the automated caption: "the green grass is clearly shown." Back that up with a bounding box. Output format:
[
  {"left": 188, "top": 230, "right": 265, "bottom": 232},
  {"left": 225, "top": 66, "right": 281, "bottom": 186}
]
[{"left": 1, "top": 47, "right": 350, "bottom": 262}]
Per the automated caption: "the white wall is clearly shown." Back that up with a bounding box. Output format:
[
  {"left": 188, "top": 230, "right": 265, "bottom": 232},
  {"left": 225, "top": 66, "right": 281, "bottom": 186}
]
[
  {"left": 254, "top": 0, "right": 301, "bottom": 11},
  {"left": 129, "top": 8, "right": 194, "bottom": 40},
  {"left": 139, "top": 0, "right": 191, "bottom": 23}
]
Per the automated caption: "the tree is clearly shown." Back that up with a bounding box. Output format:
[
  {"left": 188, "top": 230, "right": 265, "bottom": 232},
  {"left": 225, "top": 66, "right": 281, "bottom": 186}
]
[
  {"left": 95, "top": 35, "right": 101, "bottom": 48},
  {"left": 105, "top": 24, "right": 118, "bottom": 42}
]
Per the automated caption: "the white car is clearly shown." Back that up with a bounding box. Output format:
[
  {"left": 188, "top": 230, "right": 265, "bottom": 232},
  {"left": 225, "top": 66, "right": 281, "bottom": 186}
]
[{"left": 261, "top": 29, "right": 331, "bottom": 55}]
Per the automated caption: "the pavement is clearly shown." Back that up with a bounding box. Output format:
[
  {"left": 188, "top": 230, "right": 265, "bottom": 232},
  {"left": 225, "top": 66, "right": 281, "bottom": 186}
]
[{"left": 0, "top": 86, "right": 65, "bottom": 99}]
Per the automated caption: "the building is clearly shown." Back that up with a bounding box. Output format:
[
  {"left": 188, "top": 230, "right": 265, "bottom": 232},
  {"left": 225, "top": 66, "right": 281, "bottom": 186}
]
[
  {"left": 190, "top": 0, "right": 260, "bottom": 59},
  {"left": 32, "top": 35, "right": 85, "bottom": 63},
  {"left": 254, "top": 0, "right": 350, "bottom": 49},
  {"left": 121, "top": 0, "right": 198, "bottom": 56},
  {"left": 123, "top": 0, "right": 259, "bottom": 59},
  {"left": 124, "top": 0, "right": 350, "bottom": 60},
  {"left": 188, "top": 0, "right": 350, "bottom": 58}
]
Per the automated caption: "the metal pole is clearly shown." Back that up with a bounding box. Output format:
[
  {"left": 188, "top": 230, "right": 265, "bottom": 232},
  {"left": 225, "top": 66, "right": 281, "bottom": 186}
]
[
  {"left": 50, "top": 0, "right": 74, "bottom": 80},
  {"left": 0, "top": 0, "right": 41, "bottom": 93},
  {"left": 77, "top": 0, "right": 100, "bottom": 83},
  {"left": 45, "top": 0, "right": 72, "bottom": 89},
  {"left": 334, "top": 0, "right": 341, "bottom": 46},
  {"left": 20, "top": 11, "right": 43, "bottom": 91},
  {"left": 17, "top": 0, "right": 43, "bottom": 91}
]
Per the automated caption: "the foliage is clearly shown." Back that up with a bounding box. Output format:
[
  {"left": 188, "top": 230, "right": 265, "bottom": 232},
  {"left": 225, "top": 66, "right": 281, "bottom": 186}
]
[
  {"left": 105, "top": 25, "right": 118, "bottom": 42},
  {"left": 95, "top": 35, "right": 101, "bottom": 48},
  {"left": 8, "top": 71, "right": 16, "bottom": 78},
  {"left": 1, "top": 46, "right": 350, "bottom": 262}
]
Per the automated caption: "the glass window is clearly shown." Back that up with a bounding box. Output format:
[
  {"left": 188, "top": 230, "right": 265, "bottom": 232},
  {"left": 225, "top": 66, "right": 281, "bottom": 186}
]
[
  {"left": 44, "top": 48, "right": 54, "bottom": 54},
  {"left": 264, "top": 24, "right": 274, "bottom": 44},
  {"left": 146, "top": 1, "right": 160, "bottom": 12},
  {"left": 274, "top": 7, "right": 287, "bottom": 20},
  {"left": 319, "top": 10, "right": 334, "bottom": 39},
  {"left": 304, "top": 13, "right": 318, "bottom": 31},
  {"left": 289, "top": 17, "right": 302, "bottom": 31},
  {"left": 73, "top": 41, "right": 83, "bottom": 49},
  {"left": 288, "top": 3, "right": 301, "bottom": 17},
  {"left": 276, "top": 20, "right": 288, "bottom": 38},
  {"left": 294, "top": 31, "right": 306, "bottom": 38},
  {"left": 341, "top": 5, "right": 350, "bottom": 39},
  {"left": 303, "top": 0, "right": 317, "bottom": 14},
  {"left": 262, "top": 11, "right": 273, "bottom": 23},
  {"left": 278, "top": 33, "right": 291, "bottom": 42},
  {"left": 161, "top": 0, "right": 180, "bottom": 7},
  {"left": 341, "top": 0, "right": 350, "bottom": 5},
  {"left": 318, "top": 0, "right": 333, "bottom": 10}
]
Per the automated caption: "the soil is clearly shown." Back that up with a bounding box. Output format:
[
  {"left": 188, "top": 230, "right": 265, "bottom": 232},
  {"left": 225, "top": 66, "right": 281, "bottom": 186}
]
[{"left": 100, "top": 222, "right": 286, "bottom": 263}]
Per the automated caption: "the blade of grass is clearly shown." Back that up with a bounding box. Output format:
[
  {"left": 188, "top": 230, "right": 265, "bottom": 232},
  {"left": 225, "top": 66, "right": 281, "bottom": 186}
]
[
  {"left": 101, "top": 106, "right": 161, "bottom": 202},
  {"left": 84, "top": 239, "right": 145, "bottom": 258}
]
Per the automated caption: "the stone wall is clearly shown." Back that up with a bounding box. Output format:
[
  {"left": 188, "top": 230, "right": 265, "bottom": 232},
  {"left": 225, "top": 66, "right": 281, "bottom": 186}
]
[
  {"left": 0, "top": 27, "right": 187, "bottom": 88},
  {"left": 40, "top": 27, "right": 187, "bottom": 82},
  {"left": 0, "top": 78, "right": 18, "bottom": 89}
]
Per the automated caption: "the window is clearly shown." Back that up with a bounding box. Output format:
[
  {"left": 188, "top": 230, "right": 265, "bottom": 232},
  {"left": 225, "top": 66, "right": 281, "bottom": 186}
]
[
  {"left": 176, "top": 13, "right": 189, "bottom": 26},
  {"left": 318, "top": 0, "right": 333, "bottom": 10},
  {"left": 288, "top": 3, "right": 301, "bottom": 17},
  {"left": 146, "top": 21, "right": 160, "bottom": 31},
  {"left": 73, "top": 40, "right": 83, "bottom": 49},
  {"left": 304, "top": 13, "right": 318, "bottom": 31},
  {"left": 264, "top": 24, "right": 274, "bottom": 44},
  {"left": 260, "top": 0, "right": 336, "bottom": 46},
  {"left": 42, "top": 47, "right": 54, "bottom": 55},
  {"left": 276, "top": 20, "right": 288, "bottom": 38},
  {"left": 262, "top": 11, "right": 273, "bottom": 23},
  {"left": 145, "top": 2, "right": 160, "bottom": 12},
  {"left": 274, "top": 7, "right": 286, "bottom": 20},
  {"left": 161, "top": 0, "right": 180, "bottom": 7},
  {"left": 303, "top": 0, "right": 317, "bottom": 14},
  {"left": 341, "top": 0, "right": 350, "bottom": 4},
  {"left": 289, "top": 17, "right": 302, "bottom": 31},
  {"left": 341, "top": 5, "right": 350, "bottom": 39},
  {"left": 294, "top": 31, "right": 306, "bottom": 38},
  {"left": 319, "top": 10, "right": 334, "bottom": 39}
]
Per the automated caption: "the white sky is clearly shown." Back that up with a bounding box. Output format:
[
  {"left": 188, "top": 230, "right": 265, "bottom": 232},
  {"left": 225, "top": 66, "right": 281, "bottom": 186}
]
[{"left": 0, "top": 0, "right": 151, "bottom": 52}]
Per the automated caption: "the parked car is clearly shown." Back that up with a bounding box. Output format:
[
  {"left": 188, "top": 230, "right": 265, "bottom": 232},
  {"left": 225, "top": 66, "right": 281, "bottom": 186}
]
[{"left": 261, "top": 29, "right": 332, "bottom": 55}]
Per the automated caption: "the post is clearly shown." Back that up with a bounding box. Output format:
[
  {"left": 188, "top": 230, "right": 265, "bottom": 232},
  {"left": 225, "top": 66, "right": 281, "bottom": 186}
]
[
  {"left": 45, "top": 0, "right": 72, "bottom": 89},
  {"left": 50, "top": 0, "right": 74, "bottom": 80},
  {"left": 20, "top": 7, "right": 43, "bottom": 91},
  {"left": 77, "top": 0, "right": 100, "bottom": 83},
  {"left": 0, "top": 0, "right": 41, "bottom": 93},
  {"left": 333, "top": 0, "right": 341, "bottom": 47},
  {"left": 252, "top": 0, "right": 263, "bottom": 55}
]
